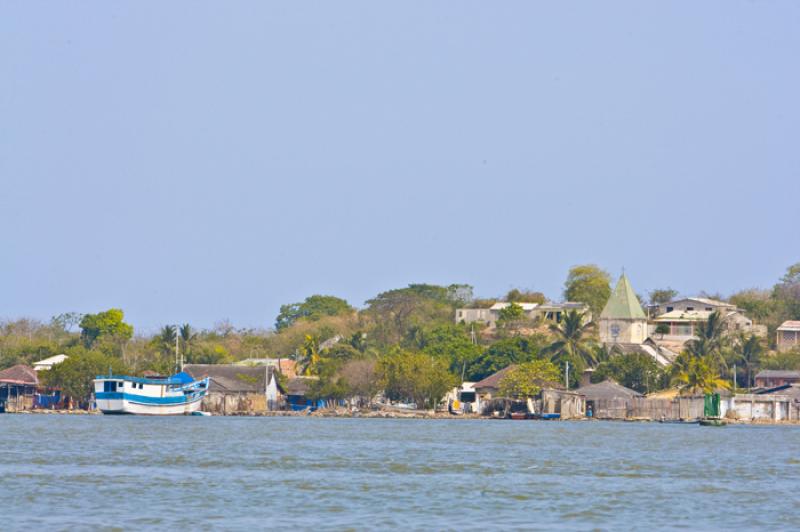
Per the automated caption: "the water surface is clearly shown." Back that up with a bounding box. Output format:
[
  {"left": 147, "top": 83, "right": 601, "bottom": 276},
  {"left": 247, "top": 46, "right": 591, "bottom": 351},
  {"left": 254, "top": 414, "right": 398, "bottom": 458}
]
[{"left": 1, "top": 416, "right": 798, "bottom": 530}]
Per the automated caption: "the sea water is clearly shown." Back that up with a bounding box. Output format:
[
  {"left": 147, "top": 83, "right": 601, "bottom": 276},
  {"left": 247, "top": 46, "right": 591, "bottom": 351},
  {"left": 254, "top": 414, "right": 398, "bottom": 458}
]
[{"left": 1, "top": 416, "right": 798, "bottom": 530}]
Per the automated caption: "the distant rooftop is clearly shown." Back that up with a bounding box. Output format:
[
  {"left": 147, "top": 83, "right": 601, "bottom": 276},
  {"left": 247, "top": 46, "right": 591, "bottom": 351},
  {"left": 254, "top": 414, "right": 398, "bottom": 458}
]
[{"left": 778, "top": 321, "right": 800, "bottom": 332}]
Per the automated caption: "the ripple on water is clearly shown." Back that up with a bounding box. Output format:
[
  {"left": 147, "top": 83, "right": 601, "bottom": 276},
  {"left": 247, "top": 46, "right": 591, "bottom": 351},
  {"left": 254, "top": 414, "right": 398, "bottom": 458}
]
[{"left": 2, "top": 417, "right": 800, "bottom": 529}]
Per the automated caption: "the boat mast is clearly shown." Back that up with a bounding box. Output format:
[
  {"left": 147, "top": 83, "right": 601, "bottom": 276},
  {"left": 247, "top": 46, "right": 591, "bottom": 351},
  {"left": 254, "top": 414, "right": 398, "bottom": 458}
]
[{"left": 175, "top": 325, "right": 180, "bottom": 373}]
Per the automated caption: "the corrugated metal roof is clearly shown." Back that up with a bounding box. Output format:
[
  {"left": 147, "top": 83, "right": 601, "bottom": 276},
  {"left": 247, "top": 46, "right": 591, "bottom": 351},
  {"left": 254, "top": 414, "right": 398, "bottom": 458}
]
[
  {"left": 754, "top": 370, "right": 800, "bottom": 380},
  {"left": 575, "top": 379, "right": 642, "bottom": 400},
  {"left": 184, "top": 364, "right": 273, "bottom": 393}
]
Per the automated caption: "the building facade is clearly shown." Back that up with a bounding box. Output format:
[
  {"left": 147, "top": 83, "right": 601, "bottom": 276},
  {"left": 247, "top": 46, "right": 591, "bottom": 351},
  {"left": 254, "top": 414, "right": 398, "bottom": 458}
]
[{"left": 777, "top": 321, "right": 800, "bottom": 352}]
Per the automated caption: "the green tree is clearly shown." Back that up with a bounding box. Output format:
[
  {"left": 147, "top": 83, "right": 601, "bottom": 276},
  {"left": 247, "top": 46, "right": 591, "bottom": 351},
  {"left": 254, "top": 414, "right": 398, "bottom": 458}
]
[
  {"left": 418, "top": 324, "right": 481, "bottom": 376},
  {"left": 467, "top": 336, "right": 546, "bottom": 381},
  {"left": 498, "top": 360, "right": 561, "bottom": 398},
  {"left": 773, "top": 263, "right": 800, "bottom": 320},
  {"left": 649, "top": 288, "right": 678, "bottom": 306},
  {"left": 275, "top": 295, "right": 354, "bottom": 330},
  {"left": 542, "top": 310, "right": 597, "bottom": 369},
  {"left": 564, "top": 265, "right": 612, "bottom": 317},
  {"left": 379, "top": 349, "right": 456, "bottom": 410},
  {"left": 729, "top": 289, "right": 775, "bottom": 323},
  {"left": 497, "top": 303, "right": 525, "bottom": 325},
  {"left": 364, "top": 284, "right": 455, "bottom": 347},
  {"left": 761, "top": 348, "right": 800, "bottom": 371},
  {"left": 593, "top": 352, "right": 667, "bottom": 394},
  {"left": 655, "top": 323, "right": 670, "bottom": 339},
  {"left": 79, "top": 309, "right": 133, "bottom": 347},
  {"left": 505, "top": 289, "right": 546, "bottom": 304},
  {"left": 41, "top": 347, "right": 129, "bottom": 405}
]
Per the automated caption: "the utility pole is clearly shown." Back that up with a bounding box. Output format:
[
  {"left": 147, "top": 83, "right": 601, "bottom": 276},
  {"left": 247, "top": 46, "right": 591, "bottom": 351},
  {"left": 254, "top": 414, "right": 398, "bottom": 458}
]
[
  {"left": 565, "top": 361, "right": 570, "bottom": 391},
  {"left": 733, "top": 363, "right": 737, "bottom": 393}
]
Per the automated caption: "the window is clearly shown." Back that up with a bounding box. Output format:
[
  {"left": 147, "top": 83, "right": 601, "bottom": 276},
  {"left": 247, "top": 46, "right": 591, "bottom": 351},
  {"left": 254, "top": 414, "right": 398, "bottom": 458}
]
[
  {"left": 705, "top": 307, "right": 713, "bottom": 311},
  {"left": 666, "top": 307, "right": 674, "bottom": 312},
  {"left": 686, "top": 307, "right": 694, "bottom": 311}
]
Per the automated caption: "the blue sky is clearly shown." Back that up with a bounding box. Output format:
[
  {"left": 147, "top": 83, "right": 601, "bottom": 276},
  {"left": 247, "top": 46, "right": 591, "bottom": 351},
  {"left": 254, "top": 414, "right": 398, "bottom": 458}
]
[{"left": 1, "top": 2, "right": 798, "bottom": 332}]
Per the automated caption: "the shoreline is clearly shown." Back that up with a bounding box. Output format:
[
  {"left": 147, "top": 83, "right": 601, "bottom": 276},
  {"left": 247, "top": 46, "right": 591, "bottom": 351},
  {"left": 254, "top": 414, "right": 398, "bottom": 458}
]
[{"left": 9, "top": 408, "right": 800, "bottom": 425}]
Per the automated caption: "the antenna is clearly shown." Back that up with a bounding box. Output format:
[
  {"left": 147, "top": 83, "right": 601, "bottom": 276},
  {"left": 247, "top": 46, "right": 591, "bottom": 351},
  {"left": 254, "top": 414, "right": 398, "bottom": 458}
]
[{"left": 175, "top": 325, "right": 180, "bottom": 373}]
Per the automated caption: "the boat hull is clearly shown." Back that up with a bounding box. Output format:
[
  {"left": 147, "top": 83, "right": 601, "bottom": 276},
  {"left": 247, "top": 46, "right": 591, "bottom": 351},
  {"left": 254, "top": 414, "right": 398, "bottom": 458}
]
[{"left": 96, "top": 394, "right": 204, "bottom": 415}]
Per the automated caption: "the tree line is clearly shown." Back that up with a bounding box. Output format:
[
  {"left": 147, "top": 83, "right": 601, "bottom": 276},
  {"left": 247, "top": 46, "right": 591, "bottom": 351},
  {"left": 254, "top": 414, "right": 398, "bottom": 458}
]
[{"left": 1, "top": 263, "right": 799, "bottom": 405}]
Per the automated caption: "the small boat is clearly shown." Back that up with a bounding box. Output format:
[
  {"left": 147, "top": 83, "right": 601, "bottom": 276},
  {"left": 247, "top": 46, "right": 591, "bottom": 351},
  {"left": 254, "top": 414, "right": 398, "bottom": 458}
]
[
  {"left": 699, "top": 418, "right": 728, "bottom": 427},
  {"left": 93, "top": 372, "right": 209, "bottom": 415}
]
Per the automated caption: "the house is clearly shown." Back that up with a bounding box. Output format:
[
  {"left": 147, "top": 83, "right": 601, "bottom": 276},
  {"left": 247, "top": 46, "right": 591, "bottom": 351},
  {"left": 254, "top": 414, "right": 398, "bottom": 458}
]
[
  {"left": 472, "top": 365, "right": 565, "bottom": 415},
  {"left": 0, "top": 364, "right": 39, "bottom": 412},
  {"left": 455, "top": 301, "right": 590, "bottom": 328},
  {"left": 754, "top": 370, "right": 800, "bottom": 389},
  {"left": 575, "top": 379, "right": 643, "bottom": 419},
  {"left": 446, "top": 382, "right": 480, "bottom": 414},
  {"left": 599, "top": 273, "right": 648, "bottom": 345},
  {"left": 285, "top": 376, "right": 325, "bottom": 411},
  {"left": 777, "top": 321, "right": 800, "bottom": 352},
  {"left": 653, "top": 297, "right": 736, "bottom": 316},
  {"left": 32, "top": 354, "right": 68, "bottom": 372},
  {"left": 650, "top": 309, "right": 756, "bottom": 341},
  {"left": 183, "top": 364, "right": 284, "bottom": 414},
  {"left": 472, "top": 365, "right": 516, "bottom": 401}
]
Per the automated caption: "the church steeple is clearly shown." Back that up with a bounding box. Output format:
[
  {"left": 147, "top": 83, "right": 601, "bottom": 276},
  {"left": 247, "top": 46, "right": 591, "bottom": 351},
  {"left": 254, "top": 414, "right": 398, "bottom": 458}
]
[{"left": 600, "top": 273, "right": 646, "bottom": 320}]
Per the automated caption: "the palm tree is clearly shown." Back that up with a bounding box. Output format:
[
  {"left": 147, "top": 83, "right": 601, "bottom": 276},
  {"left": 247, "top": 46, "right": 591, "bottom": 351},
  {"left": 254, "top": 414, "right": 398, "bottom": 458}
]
[
  {"left": 674, "top": 356, "right": 731, "bottom": 395},
  {"left": 296, "top": 334, "right": 321, "bottom": 376},
  {"left": 541, "top": 310, "right": 597, "bottom": 368},
  {"left": 179, "top": 323, "right": 195, "bottom": 359},
  {"left": 734, "top": 333, "right": 764, "bottom": 388},
  {"left": 686, "top": 310, "right": 728, "bottom": 368}
]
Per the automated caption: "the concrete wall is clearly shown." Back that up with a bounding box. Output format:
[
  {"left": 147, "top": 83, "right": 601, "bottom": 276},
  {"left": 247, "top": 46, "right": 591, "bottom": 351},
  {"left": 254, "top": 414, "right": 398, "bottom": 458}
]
[
  {"left": 455, "top": 308, "right": 494, "bottom": 325},
  {"left": 721, "top": 394, "right": 798, "bottom": 422},
  {"left": 201, "top": 392, "right": 272, "bottom": 415}
]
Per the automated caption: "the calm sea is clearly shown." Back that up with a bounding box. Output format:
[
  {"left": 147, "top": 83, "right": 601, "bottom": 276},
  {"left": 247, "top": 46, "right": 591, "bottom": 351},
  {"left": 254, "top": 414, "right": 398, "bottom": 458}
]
[{"left": 1, "top": 415, "right": 798, "bottom": 530}]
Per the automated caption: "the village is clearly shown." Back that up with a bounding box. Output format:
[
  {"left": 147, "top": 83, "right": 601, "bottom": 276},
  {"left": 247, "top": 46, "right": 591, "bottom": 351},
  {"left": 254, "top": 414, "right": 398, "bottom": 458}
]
[{"left": 3, "top": 267, "right": 800, "bottom": 425}]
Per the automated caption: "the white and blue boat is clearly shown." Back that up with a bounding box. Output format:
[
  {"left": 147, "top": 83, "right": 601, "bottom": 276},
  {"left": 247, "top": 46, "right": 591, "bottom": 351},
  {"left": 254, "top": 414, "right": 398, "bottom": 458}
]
[{"left": 93, "top": 372, "right": 209, "bottom": 415}]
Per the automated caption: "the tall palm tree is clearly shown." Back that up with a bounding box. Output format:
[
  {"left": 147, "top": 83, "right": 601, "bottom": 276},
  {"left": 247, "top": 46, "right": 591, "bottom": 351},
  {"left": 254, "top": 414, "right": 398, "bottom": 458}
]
[
  {"left": 541, "top": 310, "right": 597, "bottom": 368},
  {"left": 686, "top": 310, "right": 728, "bottom": 368},
  {"left": 735, "top": 333, "right": 764, "bottom": 388},
  {"left": 179, "top": 323, "right": 195, "bottom": 359}
]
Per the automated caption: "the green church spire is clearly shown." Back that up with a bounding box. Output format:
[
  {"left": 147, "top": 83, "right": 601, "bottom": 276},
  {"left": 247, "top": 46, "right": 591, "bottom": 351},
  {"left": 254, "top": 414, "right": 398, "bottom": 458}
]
[{"left": 600, "top": 274, "right": 646, "bottom": 320}]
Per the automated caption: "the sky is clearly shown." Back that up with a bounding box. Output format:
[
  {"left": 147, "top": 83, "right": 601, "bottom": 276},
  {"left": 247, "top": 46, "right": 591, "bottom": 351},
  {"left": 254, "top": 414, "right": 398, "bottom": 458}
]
[{"left": 1, "top": 2, "right": 799, "bottom": 332}]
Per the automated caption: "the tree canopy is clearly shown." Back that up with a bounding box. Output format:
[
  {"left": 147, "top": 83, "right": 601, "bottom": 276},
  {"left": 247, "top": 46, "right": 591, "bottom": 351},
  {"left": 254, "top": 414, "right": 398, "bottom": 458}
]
[
  {"left": 275, "top": 295, "right": 354, "bottom": 330},
  {"left": 79, "top": 309, "right": 133, "bottom": 347},
  {"left": 564, "top": 264, "right": 611, "bottom": 317}
]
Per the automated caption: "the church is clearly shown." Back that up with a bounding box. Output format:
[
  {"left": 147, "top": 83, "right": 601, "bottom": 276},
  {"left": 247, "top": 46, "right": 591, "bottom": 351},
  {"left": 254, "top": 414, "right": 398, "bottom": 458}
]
[{"left": 599, "top": 273, "right": 648, "bottom": 345}]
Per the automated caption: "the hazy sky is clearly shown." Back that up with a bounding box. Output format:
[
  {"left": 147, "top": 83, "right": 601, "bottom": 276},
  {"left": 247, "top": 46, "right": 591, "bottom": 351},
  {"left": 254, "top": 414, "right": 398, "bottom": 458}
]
[{"left": 2, "top": 2, "right": 798, "bottom": 332}]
